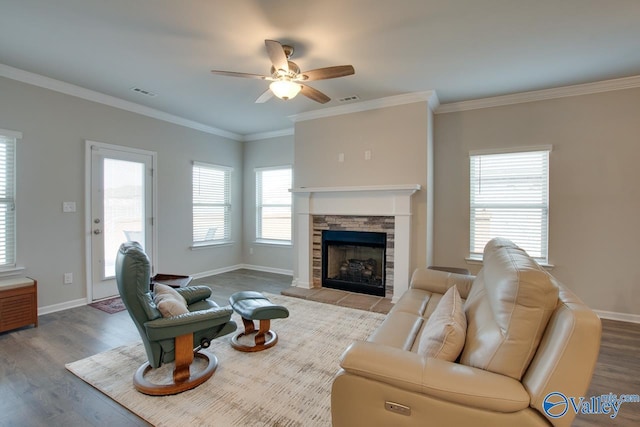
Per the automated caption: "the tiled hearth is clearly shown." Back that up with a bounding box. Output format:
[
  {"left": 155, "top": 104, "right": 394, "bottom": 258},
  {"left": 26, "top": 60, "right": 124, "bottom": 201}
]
[
  {"left": 282, "top": 286, "right": 394, "bottom": 314},
  {"left": 291, "top": 185, "right": 421, "bottom": 302}
]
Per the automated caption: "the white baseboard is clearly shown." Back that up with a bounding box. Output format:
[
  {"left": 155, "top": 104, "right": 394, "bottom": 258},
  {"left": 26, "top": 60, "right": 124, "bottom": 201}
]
[
  {"left": 36, "top": 265, "right": 292, "bottom": 316},
  {"left": 35, "top": 278, "right": 640, "bottom": 325},
  {"left": 191, "top": 264, "right": 245, "bottom": 279},
  {"left": 39, "top": 298, "right": 87, "bottom": 316},
  {"left": 191, "top": 264, "right": 293, "bottom": 280},
  {"left": 290, "top": 278, "right": 312, "bottom": 289},
  {"left": 236, "top": 264, "right": 293, "bottom": 276},
  {"left": 594, "top": 310, "right": 640, "bottom": 324}
]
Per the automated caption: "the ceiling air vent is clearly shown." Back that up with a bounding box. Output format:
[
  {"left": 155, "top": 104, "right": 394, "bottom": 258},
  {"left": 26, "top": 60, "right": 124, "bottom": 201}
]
[
  {"left": 338, "top": 95, "right": 359, "bottom": 103},
  {"left": 130, "top": 87, "right": 157, "bottom": 97}
]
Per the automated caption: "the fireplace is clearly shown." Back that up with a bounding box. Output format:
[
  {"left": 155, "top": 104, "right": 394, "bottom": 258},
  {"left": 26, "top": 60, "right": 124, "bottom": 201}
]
[
  {"left": 291, "top": 184, "right": 421, "bottom": 302},
  {"left": 322, "top": 230, "right": 386, "bottom": 296}
]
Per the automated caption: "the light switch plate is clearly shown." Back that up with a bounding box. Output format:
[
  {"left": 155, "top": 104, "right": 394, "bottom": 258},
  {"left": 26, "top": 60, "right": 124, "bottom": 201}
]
[{"left": 62, "top": 201, "right": 76, "bottom": 213}]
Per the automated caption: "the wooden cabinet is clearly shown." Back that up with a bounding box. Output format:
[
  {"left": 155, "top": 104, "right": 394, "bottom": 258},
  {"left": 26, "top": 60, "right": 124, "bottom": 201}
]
[{"left": 0, "top": 278, "right": 38, "bottom": 333}]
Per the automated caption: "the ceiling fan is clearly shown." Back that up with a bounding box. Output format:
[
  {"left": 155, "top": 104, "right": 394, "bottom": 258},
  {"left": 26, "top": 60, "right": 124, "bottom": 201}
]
[{"left": 210, "top": 40, "right": 355, "bottom": 104}]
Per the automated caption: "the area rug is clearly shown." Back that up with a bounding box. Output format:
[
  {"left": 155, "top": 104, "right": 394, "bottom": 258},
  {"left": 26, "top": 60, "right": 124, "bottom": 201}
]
[
  {"left": 66, "top": 294, "right": 386, "bottom": 426},
  {"left": 88, "top": 296, "right": 126, "bottom": 314}
]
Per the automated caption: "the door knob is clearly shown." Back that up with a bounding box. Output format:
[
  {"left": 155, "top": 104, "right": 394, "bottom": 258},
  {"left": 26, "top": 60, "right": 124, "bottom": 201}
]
[{"left": 93, "top": 229, "right": 101, "bottom": 235}]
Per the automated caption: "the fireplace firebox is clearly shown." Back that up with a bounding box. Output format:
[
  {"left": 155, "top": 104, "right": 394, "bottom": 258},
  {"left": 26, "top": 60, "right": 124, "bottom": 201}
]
[{"left": 321, "top": 230, "right": 386, "bottom": 296}]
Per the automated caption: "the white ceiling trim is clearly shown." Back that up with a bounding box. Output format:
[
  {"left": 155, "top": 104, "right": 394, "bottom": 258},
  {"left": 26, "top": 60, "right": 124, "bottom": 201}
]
[
  {"left": 0, "top": 63, "right": 243, "bottom": 141},
  {"left": 436, "top": 75, "right": 640, "bottom": 114},
  {"left": 289, "top": 90, "right": 439, "bottom": 123},
  {"left": 243, "top": 127, "right": 294, "bottom": 142}
]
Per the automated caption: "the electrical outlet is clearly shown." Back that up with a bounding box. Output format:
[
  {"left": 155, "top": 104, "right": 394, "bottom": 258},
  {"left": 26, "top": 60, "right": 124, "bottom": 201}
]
[
  {"left": 249, "top": 247, "right": 254, "bottom": 255},
  {"left": 64, "top": 272, "right": 73, "bottom": 284},
  {"left": 365, "top": 150, "right": 372, "bottom": 160}
]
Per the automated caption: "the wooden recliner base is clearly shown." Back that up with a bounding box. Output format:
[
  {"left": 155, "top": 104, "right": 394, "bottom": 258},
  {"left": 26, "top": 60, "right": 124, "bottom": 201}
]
[
  {"left": 133, "top": 333, "right": 218, "bottom": 396},
  {"left": 230, "top": 317, "right": 278, "bottom": 352}
]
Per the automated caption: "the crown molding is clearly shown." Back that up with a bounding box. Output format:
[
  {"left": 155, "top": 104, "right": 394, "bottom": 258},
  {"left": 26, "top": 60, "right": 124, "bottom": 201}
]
[
  {"left": 243, "top": 127, "right": 294, "bottom": 142},
  {"left": 289, "top": 90, "right": 439, "bottom": 123},
  {"left": 0, "top": 63, "right": 243, "bottom": 141},
  {"left": 436, "top": 75, "right": 640, "bottom": 114}
]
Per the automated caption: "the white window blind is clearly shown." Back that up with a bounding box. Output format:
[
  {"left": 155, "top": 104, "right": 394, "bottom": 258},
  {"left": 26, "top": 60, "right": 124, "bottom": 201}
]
[
  {"left": 0, "top": 130, "right": 17, "bottom": 267},
  {"left": 256, "top": 166, "right": 292, "bottom": 243},
  {"left": 192, "top": 162, "right": 232, "bottom": 245},
  {"left": 470, "top": 148, "right": 550, "bottom": 262}
]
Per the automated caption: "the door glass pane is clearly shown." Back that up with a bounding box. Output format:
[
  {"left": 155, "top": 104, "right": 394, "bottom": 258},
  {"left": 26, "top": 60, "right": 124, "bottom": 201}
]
[{"left": 103, "top": 158, "right": 145, "bottom": 278}]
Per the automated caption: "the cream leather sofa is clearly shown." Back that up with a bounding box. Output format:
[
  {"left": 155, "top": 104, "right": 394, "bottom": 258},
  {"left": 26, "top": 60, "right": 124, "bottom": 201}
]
[{"left": 332, "top": 238, "right": 601, "bottom": 427}]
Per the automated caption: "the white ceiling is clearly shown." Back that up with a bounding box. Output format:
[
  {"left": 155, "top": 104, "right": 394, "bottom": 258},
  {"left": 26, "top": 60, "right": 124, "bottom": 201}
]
[{"left": 1, "top": 0, "right": 640, "bottom": 138}]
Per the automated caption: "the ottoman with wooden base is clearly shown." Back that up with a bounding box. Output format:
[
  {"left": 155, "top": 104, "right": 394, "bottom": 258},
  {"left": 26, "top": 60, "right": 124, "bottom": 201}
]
[{"left": 228, "top": 291, "right": 289, "bottom": 352}]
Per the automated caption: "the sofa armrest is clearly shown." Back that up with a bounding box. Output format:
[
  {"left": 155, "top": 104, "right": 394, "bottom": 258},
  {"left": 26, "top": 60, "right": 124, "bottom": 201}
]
[
  {"left": 339, "top": 341, "right": 530, "bottom": 413},
  {"left": 410, "top": 267, "right": 475, "bottom": 299}
]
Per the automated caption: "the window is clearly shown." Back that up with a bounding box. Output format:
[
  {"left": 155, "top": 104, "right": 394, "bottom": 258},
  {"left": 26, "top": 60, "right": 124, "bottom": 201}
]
[
  {"left": 192, "top": 162, "right": 232, "bottom": 245},
  {"left": 256, "top": 166, "right": 292, "bottom": 243},
  {"left": 0, "top": 129, "right": 18, "bottom": 268},
  {"left": 469, "top": 147, "right": 550, "bottom": 263}
]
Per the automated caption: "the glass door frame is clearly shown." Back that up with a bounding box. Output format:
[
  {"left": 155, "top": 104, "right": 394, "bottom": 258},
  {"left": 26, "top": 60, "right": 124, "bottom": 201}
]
[{"left": 84, "top": 140, "right": 158, "bottom": 302}]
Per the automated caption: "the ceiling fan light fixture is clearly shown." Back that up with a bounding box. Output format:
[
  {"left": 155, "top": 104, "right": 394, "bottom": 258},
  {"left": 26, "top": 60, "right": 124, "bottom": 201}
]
[
  {"left": 211, "top": 39, "right": 353, "bottom": 104},
  {"left": 269, "top": 79, "right": 302, "bottom": 100}
]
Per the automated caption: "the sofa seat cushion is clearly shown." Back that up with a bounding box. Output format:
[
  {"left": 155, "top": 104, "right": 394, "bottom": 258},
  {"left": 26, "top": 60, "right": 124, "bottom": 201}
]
[
  {"left": 417, "top": 285, "right": 467, "bottom": 361},
  {"left": 460, "top": 238, "right": 559, "bottom": 380}
]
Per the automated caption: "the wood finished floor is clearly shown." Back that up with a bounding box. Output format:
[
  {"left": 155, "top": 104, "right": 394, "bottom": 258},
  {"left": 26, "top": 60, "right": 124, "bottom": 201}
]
[{"left": 0, "top": 269, "right": 638, "bottom": 426}]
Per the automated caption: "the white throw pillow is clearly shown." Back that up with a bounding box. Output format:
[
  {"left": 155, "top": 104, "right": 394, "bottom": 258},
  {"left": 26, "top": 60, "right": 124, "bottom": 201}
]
[
  {"left": 417, "top": 285, "right": 467, "bottom": 361},
  {"left": 153, "top": 283, "right": 189, "bottom": 317}
]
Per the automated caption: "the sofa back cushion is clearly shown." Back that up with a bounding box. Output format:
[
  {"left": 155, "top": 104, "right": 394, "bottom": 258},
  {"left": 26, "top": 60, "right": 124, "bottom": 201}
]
[
  {"left": 417, "top": 285, "right": 467, "bottom": 361},
  {"left": 460, "top": 238, "right": 559, "bottom": 380}
]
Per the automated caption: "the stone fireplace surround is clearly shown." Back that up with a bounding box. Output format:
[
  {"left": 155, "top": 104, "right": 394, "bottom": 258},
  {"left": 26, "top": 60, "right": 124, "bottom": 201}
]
[
  {"left": 291, "top": 185, "right": 421, "bottom": 303},
  {"left": 314, "top": 215, "right": 395, "bottom": 298}
]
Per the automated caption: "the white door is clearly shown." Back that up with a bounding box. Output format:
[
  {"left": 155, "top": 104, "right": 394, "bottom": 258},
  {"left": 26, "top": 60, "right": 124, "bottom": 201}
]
[{"left": 86, "top": 141, "right": 156, "bottom": 301}]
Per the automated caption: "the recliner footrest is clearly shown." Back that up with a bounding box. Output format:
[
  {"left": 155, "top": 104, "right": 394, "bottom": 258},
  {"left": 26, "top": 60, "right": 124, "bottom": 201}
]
[{"left": 229, "top": 291, "right": 289, "bottom": 352}]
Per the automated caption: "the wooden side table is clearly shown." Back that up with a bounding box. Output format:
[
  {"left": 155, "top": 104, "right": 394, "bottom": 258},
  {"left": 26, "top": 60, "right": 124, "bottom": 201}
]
[
  {"left": 150, "top": 274, "right": 192, "bottom": 291},
  {"left": 0, "top": 277, "right": 38, "bottom": 333}
]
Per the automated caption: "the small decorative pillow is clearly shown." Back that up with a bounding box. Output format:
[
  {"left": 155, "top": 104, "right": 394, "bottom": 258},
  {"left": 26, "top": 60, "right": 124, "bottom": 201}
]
[
  {"left": 153, "top": 283, "right": 189, "bottom": 317},
  {"left": 417, "top": 285, "right": 467, "bottom": 361}
]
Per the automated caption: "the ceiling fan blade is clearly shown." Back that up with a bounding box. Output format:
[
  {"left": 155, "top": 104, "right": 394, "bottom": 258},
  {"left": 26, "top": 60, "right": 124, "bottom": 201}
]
[
  {"left": 300, "top": 84, "right": 330, "bottom": 104},
  {"left": 210, "top": 70, "right": 270, "bottom": 80},
  {"left": 300, "top": 65, "right": 355, "bottom": 81},
  {"left": 255, "top": 89, "right": 274, "bottom": 104},
  {"left": 265, "top": 39, "right": 289, "bottom": 73}
]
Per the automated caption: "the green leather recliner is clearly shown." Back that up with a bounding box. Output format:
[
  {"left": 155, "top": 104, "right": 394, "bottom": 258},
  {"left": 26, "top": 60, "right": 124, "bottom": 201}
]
[{"left": 115, "top": 241, "right": 237, "bottom": 395}]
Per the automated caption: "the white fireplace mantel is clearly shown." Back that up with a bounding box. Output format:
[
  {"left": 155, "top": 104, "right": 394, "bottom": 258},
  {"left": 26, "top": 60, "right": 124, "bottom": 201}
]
[
  {"left": 292, "top": 184, "right": 421, "bottom": 302},
  {"left": 291, "top": 184, "right": 420, "bottom": 217},
  {"left": 291, "top": 184, "right": 421, "bottom": 193}
]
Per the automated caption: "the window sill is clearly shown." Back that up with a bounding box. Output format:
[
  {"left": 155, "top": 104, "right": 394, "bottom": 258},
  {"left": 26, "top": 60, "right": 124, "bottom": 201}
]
[
  {"left": 190, "top": 241, "right": 234, "bottom": 250},
  {"left": 465, "top": 257, "right": 555, "bottom": 270},
  {"left": 0, "top": 266, "right": 25, "bottom": 278},
  {"left": 254, "top": 239, "right": 292, "bottom": 247}
]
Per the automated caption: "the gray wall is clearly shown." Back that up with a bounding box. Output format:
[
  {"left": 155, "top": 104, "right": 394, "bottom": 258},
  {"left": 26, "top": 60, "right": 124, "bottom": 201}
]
[
  {"left": 293, "top": 101, "right": 433, "bottom": 277},
  {"left": 5, "top": 70, "right": 639, "bottom": 317},
  {"left": 242, "top": 135, "right": 294, "bottom": 272},
  {"left": 0, "top": 76, "right": 243, "bottom": 309},
  {"left": 433, "top": 87, "right": 640, "bottom": 315}
]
